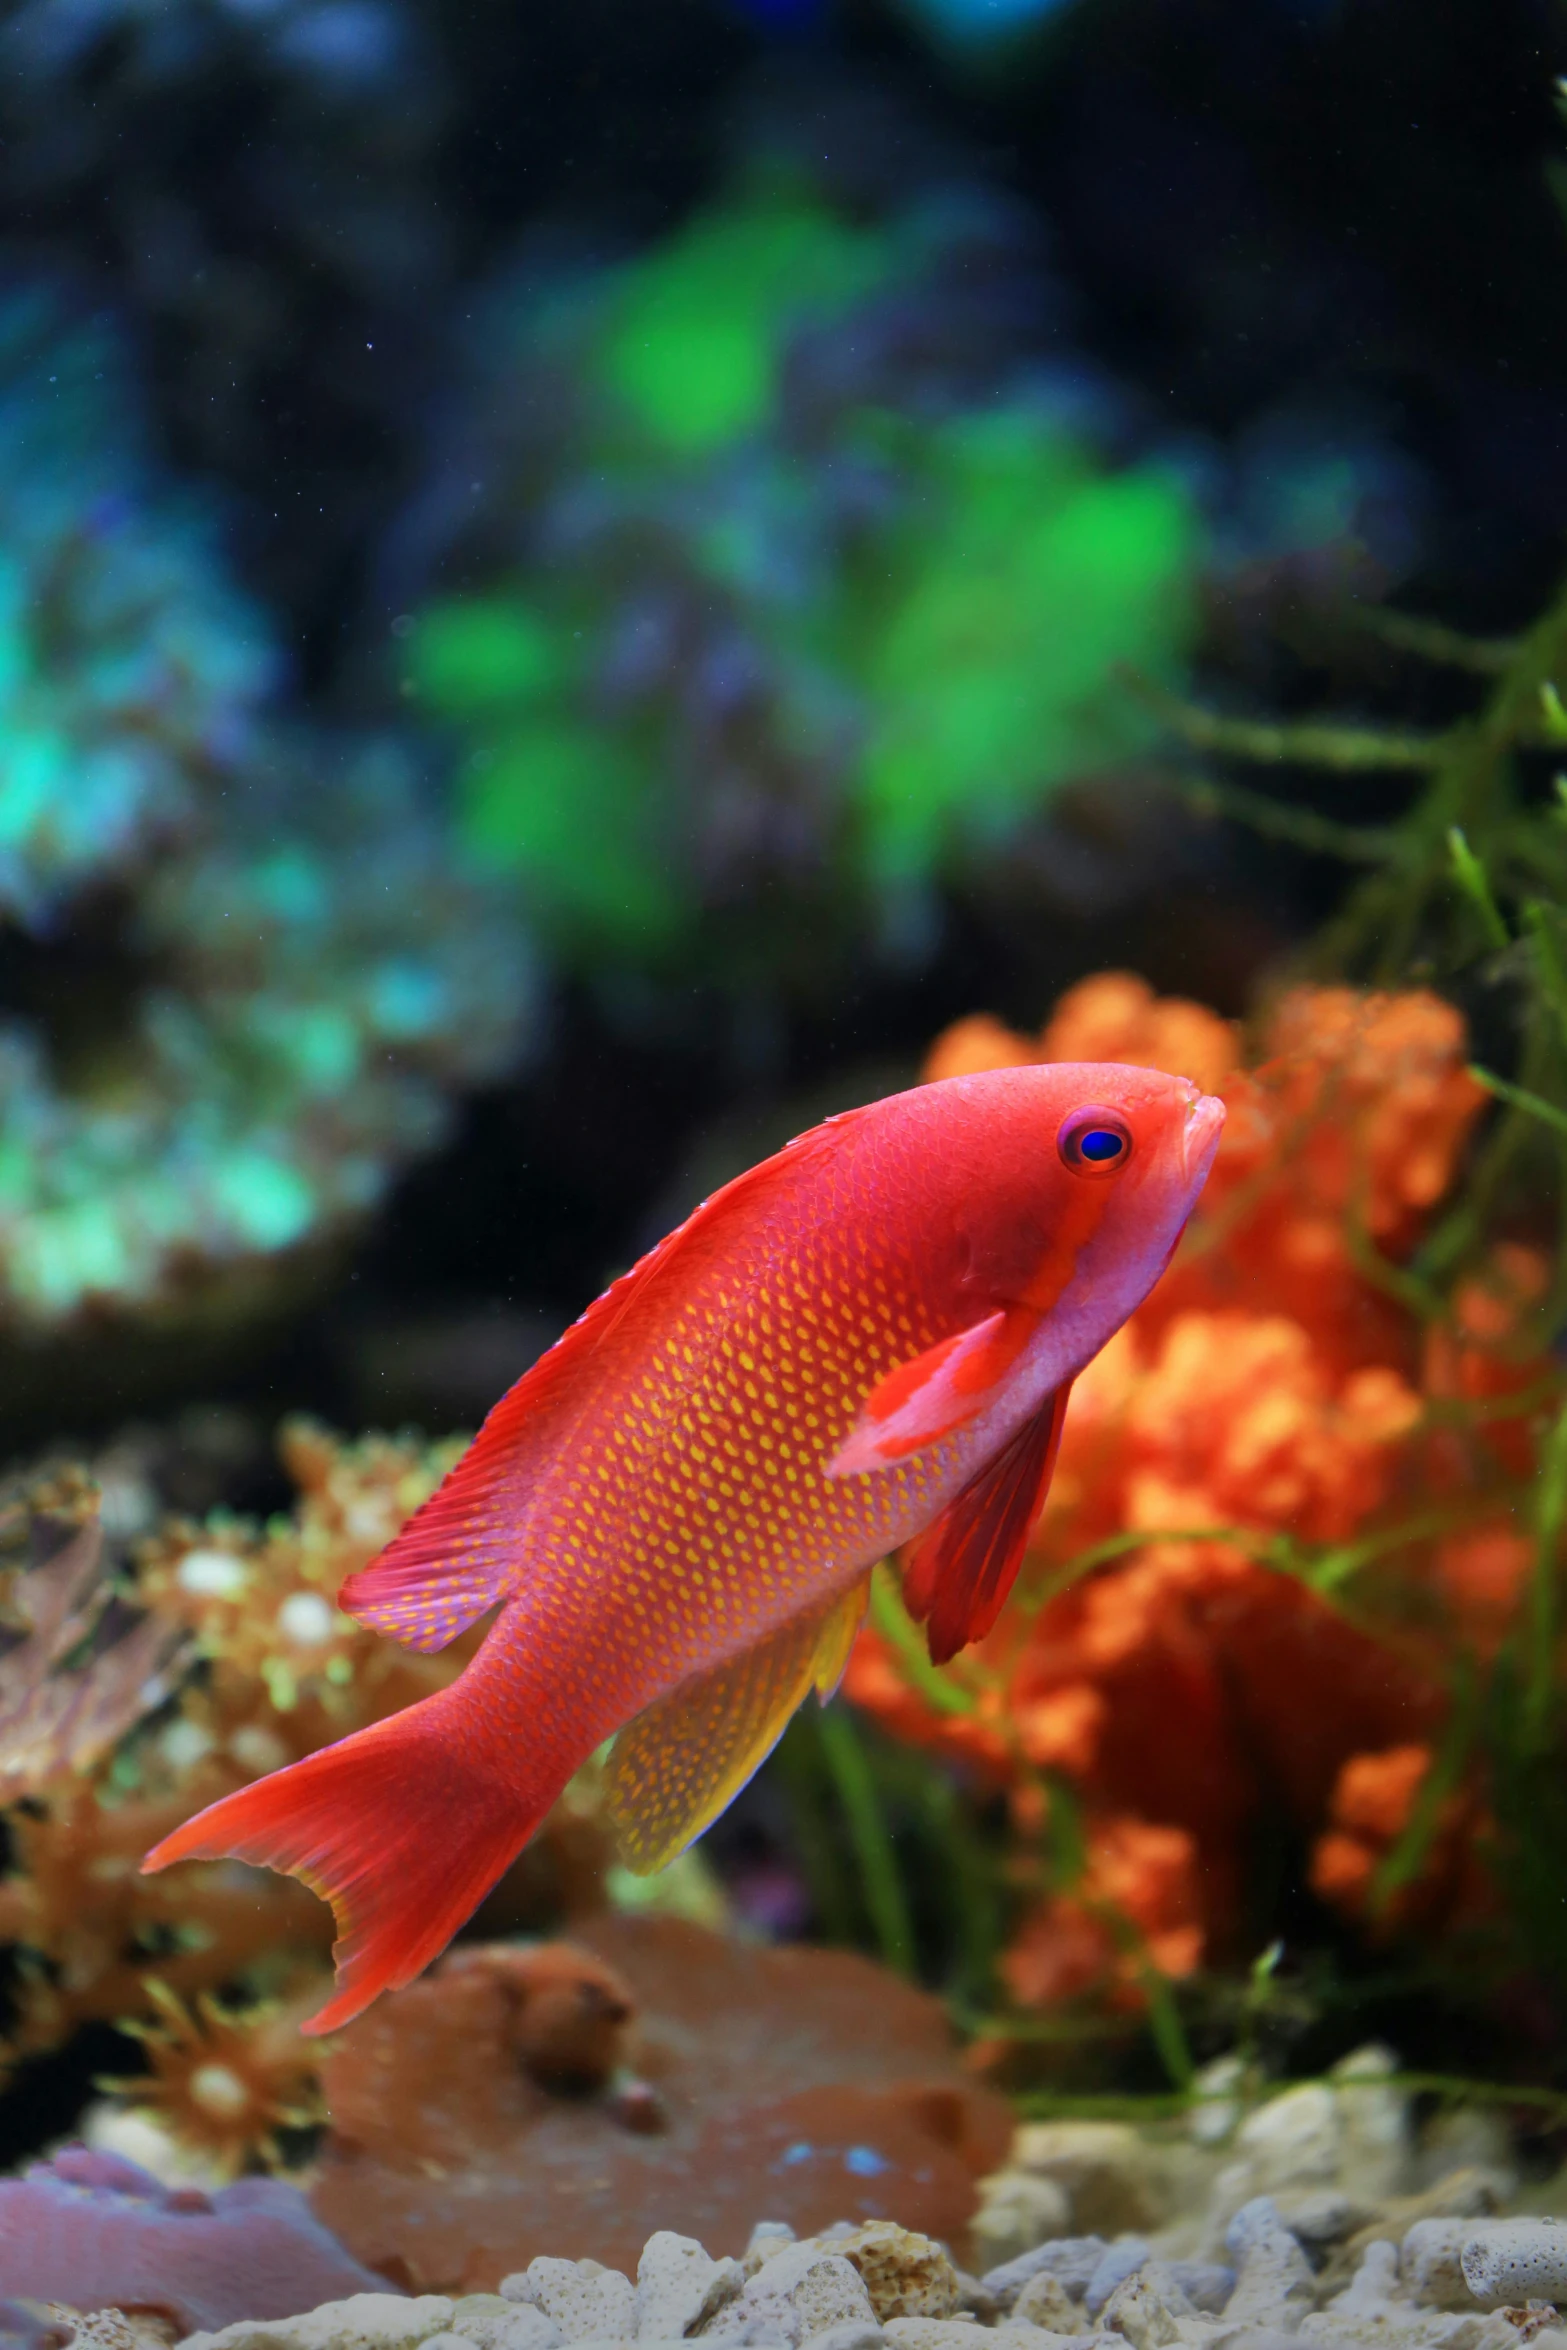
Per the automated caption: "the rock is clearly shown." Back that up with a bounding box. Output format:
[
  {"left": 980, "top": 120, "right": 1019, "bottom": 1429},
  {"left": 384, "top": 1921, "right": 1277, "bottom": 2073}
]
[
  {"left": 1098, "top": 2272, "right": 1186, "bottom": 2350},
  {"left": 1221, "top": 2336, "right": 1324, "bottom": 2350},
  {"left": 29, "top": 2315, "right": 172, "bottom": 2350},
  {"left": 707, "top": 2247, "right": 878, "bottom": 2347},
  {"left": 1191, "top": 2061, "right": 1248, "bottom": 2151},
  {"left": 803, "top": 2329, "right": 886, "bottom": 2350},
  {"left": 510, "top": 2263, "right": 636, "bottom": 2343},
  {"left": 971, "top": 2181, "right": 1075, "bottom": 2271},
  {"left": 982, "top": 2244, "right": 1110, "bottom": 2314},
  {"left": 1326, "top": 2245, "right": 1402, "bottom": 2316},
  {"left": 1411, "top": 2121, "right": 1518, "bottom": 2204},
  {"left": 1279, "top": 2199, "right": 1368, "bottom": 2256},
  {"left": 634, "top": 2236, "right": 743, "bottom": 2340},
  {"left": 745, "top": 2235, "right": 800, "bottom": 2280},
  {"left": 1481, "top": 2312, "right": 1564, "bottom": 2347},
  {"left": 951, "top": 2280, "right": 998, "bottom": 2325},
  {"left": 448, "top": 2298, "right": 566, "bottom": 2350},
  {"left": 1402, "top": 2226, "right": 1486, "bottom": 2312},
  {"left": 1237, "top": 2091, "right": 1342, "bottom": 2200},
  {"left": 1316, "top": 2175, "right": 1513, "bottom": 2301},
  {"left": 1463, "top": 2225, "right": 1567, "bottom": 2310},
  {"left": 884, "top": 2326, "right": 1082, "bottom": 2350},
  {"left": 1085, "top": 2250, "right": 1152, "bottom": 2319},
  {"left": 1008, "top": 2129, "right": 1167, "bottom": 2237},
  {"left": 1299, "top": 2313, "right": 1503, "bottom": 2350},
  {"left": 439, "top": 1945, "right": 637, "bottom": 2096},
  {"left": 1330, "top": 2053, "right": 1413, "bottom": 2207},
  {"left": 824, "top": 2228, "right": 961, "bottom": 2323},
  {"left": 1012, "top": 2278, "right": 1082, "bottom": 2332},
  {"left": 1196, "top": 2058, "right": 1415, "bottom": 2258},
  {"left": 883, "top": 2327, "right": 982, "bottom": 2350},
  {"left": 178, "top": 2296, "right": 458, "bottom": 2350},
  {"left": 1156, "top": 2269, "right": 1233, "bottom": 2317},
  {"left": 313, "top": 1919, "right": 1010, "bottom": 2292},
  {"left": 1224, "top": 2200, "right": 1317, "bottom": 2334}
]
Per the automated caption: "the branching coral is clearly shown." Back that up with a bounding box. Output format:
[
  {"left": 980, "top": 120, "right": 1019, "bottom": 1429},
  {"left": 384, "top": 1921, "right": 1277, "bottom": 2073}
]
[
  {"left": 0, "top": 285, "right": 530, "bottom": 1341},
  {"left": 846, "top": 971, "right": 1558, "bottom": 2034}
]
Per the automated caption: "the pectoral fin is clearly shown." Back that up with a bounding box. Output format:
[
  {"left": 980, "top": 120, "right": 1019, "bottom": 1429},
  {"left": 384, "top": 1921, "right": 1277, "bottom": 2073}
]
[
  {"left": 825, "top": 1305, "right": 1040, "bottom": 1477},
  {"left": 903, "top": 1381, "right": 1072, "bottom": 1664},
  {"left": 605, "top": 1579, "right": 870, "bottom": 1874}
]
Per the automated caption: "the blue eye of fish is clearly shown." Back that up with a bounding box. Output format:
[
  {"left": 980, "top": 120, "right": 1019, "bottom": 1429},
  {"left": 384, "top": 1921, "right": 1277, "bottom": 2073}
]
[{"left": 1058, "top": 1107, "right": 1134, "bottom": 1175}]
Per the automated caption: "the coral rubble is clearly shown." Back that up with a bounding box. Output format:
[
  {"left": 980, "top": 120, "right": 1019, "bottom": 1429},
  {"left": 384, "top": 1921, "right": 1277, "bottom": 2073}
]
[{"left": 309, "top": 1913, "right": 1013, "bottom": 2289}]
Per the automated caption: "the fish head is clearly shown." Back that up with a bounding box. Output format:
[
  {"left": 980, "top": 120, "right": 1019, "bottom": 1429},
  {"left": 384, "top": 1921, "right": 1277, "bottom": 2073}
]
[{"left": 950, "top": 1059, "right": 1226, "bottom": 1381}]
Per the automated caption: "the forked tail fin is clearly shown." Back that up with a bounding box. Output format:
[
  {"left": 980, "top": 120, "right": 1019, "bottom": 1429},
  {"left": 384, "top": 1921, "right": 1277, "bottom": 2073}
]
[{"left": 142, "top": 1686, "right": 549, "bottom": 2034}]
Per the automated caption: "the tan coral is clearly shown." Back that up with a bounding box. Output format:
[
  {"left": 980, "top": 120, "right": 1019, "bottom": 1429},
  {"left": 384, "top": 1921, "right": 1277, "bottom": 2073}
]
[
  {"left": 0, "top": 1423, "right": 613, "bottom": 2117},
  {"left": 101, "top": 1979, "right": 327, "bottom": 2175}
]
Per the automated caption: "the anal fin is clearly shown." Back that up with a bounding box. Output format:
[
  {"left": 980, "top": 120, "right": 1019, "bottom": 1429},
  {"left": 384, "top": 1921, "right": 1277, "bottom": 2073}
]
[
  {"left": 904, "top": 1381, "right": 1072, "bottom": 1665},
  {"left": 606, "top": 1580, "right": 870, "bottom": 1875}
]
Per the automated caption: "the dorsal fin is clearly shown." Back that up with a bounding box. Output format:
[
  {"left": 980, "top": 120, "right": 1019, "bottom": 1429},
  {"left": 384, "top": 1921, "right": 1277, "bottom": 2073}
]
[
  {"left": 902, "top": 1381, "right": 1072, "bottom": 1664},
  {"left": 339, "top": 1112, "right": 868, "bottom": 1652},
  {"left": 604, "top": 1578, "right": 870, "bottom": 1875}
]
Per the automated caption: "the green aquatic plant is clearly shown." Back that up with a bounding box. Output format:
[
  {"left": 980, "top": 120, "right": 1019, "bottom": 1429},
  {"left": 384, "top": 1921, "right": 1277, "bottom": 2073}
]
[
  {"left": 1115, "top": 578, "right": 1567, "bottom": 2036},
  {"left": 403, "top": 179, "right": 1198, "bottom": 985}
]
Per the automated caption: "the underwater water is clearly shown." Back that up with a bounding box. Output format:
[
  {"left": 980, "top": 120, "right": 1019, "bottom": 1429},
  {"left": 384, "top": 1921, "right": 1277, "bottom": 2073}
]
[{"left": 7, "top": 0, "right": 1567, "bottom": 2334}]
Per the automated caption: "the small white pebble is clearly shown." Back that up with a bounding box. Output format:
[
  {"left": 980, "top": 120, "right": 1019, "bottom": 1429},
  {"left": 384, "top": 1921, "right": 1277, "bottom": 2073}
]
[
  {"left": 228, "top": 1723, "right": 290, "bottom": 1774},
  {"left": 160, "top": 1718, "right": 215, "bottom": 1770},
  {"left": 176, "top": 1547, "right": 249, "bottom": 1597},
  {"left": 278, "top": 1590, "right": 337, "bottom": 1646},
  {"left": 1464, "top": 2222, "right": 1567, "bottom": 2309}
]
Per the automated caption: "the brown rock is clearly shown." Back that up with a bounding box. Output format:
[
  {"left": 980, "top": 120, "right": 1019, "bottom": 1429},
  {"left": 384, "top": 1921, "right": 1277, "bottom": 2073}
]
[
  {"left": 311, "top": 1915, "right": 1012, "bottom": 2293},
  {"left": 439, "top": 1942, "right": 634, "bottom": 2093},
  {"left": 827, "top": 2223, "right": 963, "bottom": 2320}
]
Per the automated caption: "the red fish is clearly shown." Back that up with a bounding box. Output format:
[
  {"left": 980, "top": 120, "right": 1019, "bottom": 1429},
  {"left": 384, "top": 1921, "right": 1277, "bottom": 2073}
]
[{"left": 145, "top": 1064, "right": 1223, "bottom": 2031}]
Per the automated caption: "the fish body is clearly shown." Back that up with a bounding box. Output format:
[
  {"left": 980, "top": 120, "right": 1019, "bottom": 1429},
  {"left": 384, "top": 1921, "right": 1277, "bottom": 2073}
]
[{"left": 145, "top": 1064, "right": 1223, "bottom": 2030}]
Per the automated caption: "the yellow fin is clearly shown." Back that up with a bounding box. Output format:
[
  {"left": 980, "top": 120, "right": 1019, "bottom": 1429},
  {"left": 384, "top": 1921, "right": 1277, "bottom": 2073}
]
[
  {"left": 813, "top": 1574, "right": 868, "bottom": 1699},
  {"left": 605, "top": 1578, "right": 871, "bottom": 1875}
]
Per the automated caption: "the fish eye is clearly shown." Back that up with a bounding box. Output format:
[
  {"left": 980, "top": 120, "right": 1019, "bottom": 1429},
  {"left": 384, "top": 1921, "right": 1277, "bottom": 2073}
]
[{"left": 1057, "top": 1106, "right": 1134, "bottom": 1178}]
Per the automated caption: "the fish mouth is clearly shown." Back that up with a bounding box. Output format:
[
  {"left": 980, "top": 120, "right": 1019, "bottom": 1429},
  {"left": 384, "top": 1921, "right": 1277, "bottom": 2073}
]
[{"left": 1181, "top": 1092, "right": 1226, "bottom": 1185}]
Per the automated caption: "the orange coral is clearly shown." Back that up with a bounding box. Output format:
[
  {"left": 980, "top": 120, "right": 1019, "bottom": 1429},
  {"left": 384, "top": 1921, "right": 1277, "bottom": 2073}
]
[
  {"left": 1308, "top": 1744, "right": 1490, "bottom": 1938},
  {"left": 1002, "top": 1817, "right": 1205, "bottom": 2010},
  {"left": 1037, "top": 971, "right": 1241, "bottom": 1098},
  {"left": 847, "top": 971, "right": 1549, "bottom": 2017}
]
